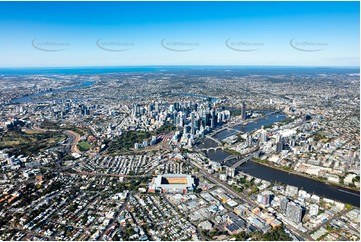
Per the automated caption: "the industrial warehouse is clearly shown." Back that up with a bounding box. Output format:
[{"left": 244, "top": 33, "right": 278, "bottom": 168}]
[{"left": 148, "top": 174, "right": 195, "bottom": 194}]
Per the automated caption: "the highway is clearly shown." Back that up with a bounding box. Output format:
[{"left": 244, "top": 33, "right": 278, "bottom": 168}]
[{"left": 64, "top": 130, "right": 81, "bottom": 153}]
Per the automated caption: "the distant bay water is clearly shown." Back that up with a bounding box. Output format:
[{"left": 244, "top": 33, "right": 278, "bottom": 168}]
[
  {"left": 12, "top": 80, "right": 95, "bottom": 104},
  {"left": 0, "top": 66, "right": 359, "bottom": 75}
]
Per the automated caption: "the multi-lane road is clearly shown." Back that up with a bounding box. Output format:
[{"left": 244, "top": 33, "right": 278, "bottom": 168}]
[
  {"left": 64, "top": 130, "right": 81, "bottom": 153},
  {"left": 188, "top": 157, "right": 310, "bottom": 240}
]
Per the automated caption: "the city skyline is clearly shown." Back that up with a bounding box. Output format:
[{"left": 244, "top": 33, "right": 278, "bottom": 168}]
[
  {"left": 0, "top": 1, "right": 359, "bottom": 67},
  {"left": 0, "top": 1, "right": 359, "bottom": 241},
  {"left": 0, "top": 66, "right": 359, "bottom": 241}
]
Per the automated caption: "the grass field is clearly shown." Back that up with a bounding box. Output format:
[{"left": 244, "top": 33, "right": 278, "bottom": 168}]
[
  {"left": 0, "top": 130, "right": 65, "bottom": 156},
  {"left": 77, "top": 141, "right": 91, "bottom": 151},
  {"left": 107, "top": 122, "right": 179, "bottom": 153}
]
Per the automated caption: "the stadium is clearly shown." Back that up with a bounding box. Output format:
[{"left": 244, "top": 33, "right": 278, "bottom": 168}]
[{"left": 148, "top": 174, "right": 195, "bottom": 194}]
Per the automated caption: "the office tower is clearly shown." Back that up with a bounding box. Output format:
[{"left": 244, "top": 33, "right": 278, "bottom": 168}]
[
  {"left": 217, "top": 112, "right": 223, "bottom": 123},
  {"left": 257, "top": 194, "right": 270, "bottom": 206},
  {"left": 188, "top": 137, "right": 193, "bottom": 146},
  {"left": 136, "top": 105, "right": 141, "bottom": 115},
  {"left": 211, "top": 109, "right": 217, "bottom": 129},
  {"left": 205, "top": 110, "right": 211, "bottom": 126},
  {"left": 179, "top": 113, "right": 184, "bottom": 127},
  {"left": 196, "top": 118, "right": 201, "bottom": 130},
  {"left": 241, "top": 102, "right": 247, "bottom": 120},
  {"left": 183, "top": 125, "right": 188, "bottom": 137},
  {"left": 207, "top": 97, "right": 212, "bottom": 108},
  {"left": 210, "top": 116, "right": 214, "bottom": 129},
  {"left": 246, "top": 134, "right": 253, "bottom": 147},
  {"left": 276, "top": 141, "right": 283, "bottom": 154},
  {"left": 290, "top": 137, "right": 296, "bottom": 147},
  {"left": 276, "top": 134, "right": 282, "bottom": 143},
  {"left": 191, "top": 112, "right": 195, "bottom": 135},
  {"left": 226, "top": 167, "right": 236, "bottom": 178},
  {"left": 132, "top": 104, "right": 141, "bottom": 117},
  {"left": 286, "top": 202, "right": 303, "bottom": 224},
  {"left": 260, "top": 131, "right": 268, "bottom": 143},
  {"left": 150, "top": 135, "right": 158, "bottom": 145},
  {"left": 199, "top": 124, "right": 204, "bottom": 135},
  {"left": 147, "top": 104, "right": 153, "bottom": 112},
  {"left": 200, "top": 107, "right": 206, "bottom": 125},
  {"left": 185, "top": 106, "right": 190, "bottom": 117},
  {"left": 132, "top": 103, "right": 137, "bottom": 116},
  {"left": 280, "top": 197, "right": 288, "bottom": 212},
  {"left": 172, "top": 111, "right": 177, "bottom": 124}
]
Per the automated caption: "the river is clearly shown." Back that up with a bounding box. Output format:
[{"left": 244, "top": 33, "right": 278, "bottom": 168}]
[
  {"left": 201, "top": 111, "right": 286, "bottom": 161},
  {"left": 198, "top": 111, "right": 360, "bottom": 207},
  {"left": 12, "top": 80, "right": 95, "bottom": 104},
  {"left": 213, "top": 111, "right": 286, "bottom": 140},
  {"left": 237, "top": 160, "right": 360, "bottom": 207}
]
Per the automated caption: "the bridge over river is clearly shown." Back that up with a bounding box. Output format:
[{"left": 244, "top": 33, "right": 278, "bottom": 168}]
[{"left": 230, "top": 153, "right": 256, "bottom": 169}]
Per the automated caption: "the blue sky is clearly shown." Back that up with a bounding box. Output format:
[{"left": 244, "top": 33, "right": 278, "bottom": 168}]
[{"left": 0, "top": 1, "right": 359, "bottom": 67}]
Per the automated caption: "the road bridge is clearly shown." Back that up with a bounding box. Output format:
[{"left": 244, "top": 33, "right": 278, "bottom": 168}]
[
  {"left": 231, "top": 153, "right": 255, "bottom": 169},
  {"left": 204, "top": 135, "right": 222, "bottom": 145},
  {"left": 224, "top": 155, "right": 238, "bottom": 162},
  {"left": 202, "top": 147, "right": 223, "bottom": 152}
]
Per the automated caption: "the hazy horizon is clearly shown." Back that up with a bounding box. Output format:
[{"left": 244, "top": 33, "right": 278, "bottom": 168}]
[{"left": 0, "top": 65, "right": 360, "bottom": 69}]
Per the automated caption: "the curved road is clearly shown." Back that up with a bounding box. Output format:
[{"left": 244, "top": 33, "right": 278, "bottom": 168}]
[{"left": 64, "top": 130, "right": 81, "bottom": 153}]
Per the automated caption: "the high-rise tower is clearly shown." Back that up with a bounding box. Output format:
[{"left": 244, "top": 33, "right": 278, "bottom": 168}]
[{"left": 241, "top": 102, "right": 247, "bottom": 120}]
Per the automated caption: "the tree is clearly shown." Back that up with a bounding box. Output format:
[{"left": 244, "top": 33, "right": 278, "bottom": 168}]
[
  {"left": 194, "top": 188, "right": 203, "bottom": 193},
  {"left": 234, "top": 231, "right": 249, "bottom": 241},
  {"left": 260, "top": 227, "right": 291, "bottom": 241}
]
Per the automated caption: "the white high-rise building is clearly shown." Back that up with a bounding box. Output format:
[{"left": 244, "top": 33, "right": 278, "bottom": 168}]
[{"left": 309, "top": 204, "right": 319, "bottom": 216}]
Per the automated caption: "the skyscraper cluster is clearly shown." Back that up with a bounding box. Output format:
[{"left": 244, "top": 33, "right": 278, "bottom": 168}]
[{"left": 131, "top": 99, "right": 231, "bottom": 146}]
